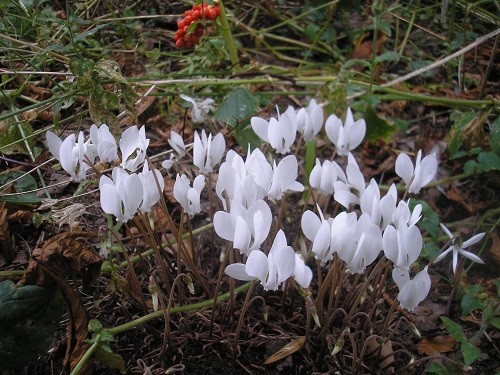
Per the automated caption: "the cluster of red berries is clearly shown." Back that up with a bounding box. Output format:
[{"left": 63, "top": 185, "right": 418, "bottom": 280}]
[{"left": 174, "top": 3, "right": 220, "bottom": 48}]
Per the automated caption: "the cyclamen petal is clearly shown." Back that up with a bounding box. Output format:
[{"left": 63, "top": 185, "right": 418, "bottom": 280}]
[
  {"left": 397, "top": 266, "right": 431, "bottom": 311},
  {"left": 396, "top": 150, "right": 438, "bottom": 194},
  {"left": 120, "top": 125, "right": 149, "bottom": 172},
  {"left": 325, "top": 108, "right": 366, "bottom": 156},
  {"left": 193, "top": 130, "right": 226, "bottom": 173},
  {"left": 225, "top": 263, "right": 255, "bottom": 281},
  {"left": 293, "top": 254, "right": 313, "bottom": 288}
]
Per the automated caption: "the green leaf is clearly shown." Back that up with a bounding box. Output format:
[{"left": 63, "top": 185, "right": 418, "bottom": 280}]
[
  {"left": 421, "top": 242, "right": 441, "bottom": 262},
  {"left": 425, "top": 362, "right": 448, "bottom": 375},
  {"left": 440, "top": 316, "right": 467, "bottom": 342},
  {"left": 489, "top": 317, "right": 500, "bottom": 329},
  {"left": 463, "top": 160, "right": 481, "bottom": 176},
  {"left": 69, "top": 57, "right": 95, "bottom": 78},
  {"left": 374, "top": 51, "right": 400, "bottom": 64},
  {"left": 461, "top": 341, "right": 481, "bottom": 366},
  {"left": 362, "top": 104, "right": 396, "bottom": 142},
  {"left": 489, "top": 117, "right": 500, "bottom": 155},
  {"left": 410, "top": 199, "right": 440, "bottom": 239},
  {"left": 0, "top": 280, "right": 64, "bottom": 370},
  {"left": 94, "top": 348, "right": 126, "bottom": 374},
  {"left": 215, "top": 87, "right": 260, "bottom": 150},
  {"left": 461, "top": 285, "right": 487, "bottom": 316},
  {"left": 448, "top": 111, "right": 477, "bottom": 158},
  {"left": 0, "top": 113, "right": 34, "bottom": 155},
  {"left": 477, "top": 151, "right": 500, "bottom": 171},
  {"left": 0, "top": 170, "right": 41, "bottom": 204},
  {"left": 377, "top": 20, "right": 392, "bottom": 36}
]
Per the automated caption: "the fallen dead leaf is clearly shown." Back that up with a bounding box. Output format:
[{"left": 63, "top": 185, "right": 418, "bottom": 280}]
[
  {"left": 19, "top": 232, "right": 102, "bottom": 374},
  {"left": 365, "top": 335, "right": 394, "bottom": 373},
  {"left": 417, "top": 335, "right": 455, "bottom": 356},
  {"left": 264, "top": 336, "right": 305, "bottom": 365},
  {"left": 486, "top": 232, "right": 500, "bottom": 268}
]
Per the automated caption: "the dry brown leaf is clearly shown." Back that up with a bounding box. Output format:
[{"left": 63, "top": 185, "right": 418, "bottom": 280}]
[
  {"left": 264, "top": 336, "right": 305, "bottom": 365},
  {"left": 20, "top": 232, "right": 101, "bottom": 290},
  {"left": 487, "top": 232, "right": 500, "bottom": 267},
  {"left": 0, "top": 202, "right": 13, "bottom": 262},
  {"left": 445, "top": 185, "right": 489, "bottom": 213},
  {"left": 417, "top": 335, "right": 456, "bottom": 356},
  {"left": 365, "top": 335, "right": 394, "bottom": 373},
  {"left": 19, "top": 232, "right": 102, "bottom": 374}
]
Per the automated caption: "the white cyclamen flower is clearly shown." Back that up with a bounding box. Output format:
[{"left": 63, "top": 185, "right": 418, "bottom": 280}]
[
  {"left": 309, "top": 159, "right": 345, "bottom": 195},
  {"left": 395, "top": 150, "right": 438, "bottom": 194},
  {"left": 99, "top": 167, "right": 143, "bottom": 222},
  {"left": 397, "top": 266, "right": 431, "bottom": 311},
  {"left": 168, "top": 131, "right": 186, "bottom": 158},
  {"left": 251, "top": 106, "right": 298, "bottom": 154},
  {"left": 391, "top": 200, "right": 422, "bottom": 228},
  {"left": 433, "top": 224, "right": 485, "bottom": 273},
  {"left": 137, "top": 161, "right": 165, "bottom": 213},
  {"left": 216, "top": 149, "right": 272, "bottom": 209},
  {"left": 214, "top": 199, "right": 272, "bottom": 255},
  {"left": 173, "top": 174, "right": 205, "bottom": 217},
  {"left": 225, "top": 230, "right": 296, "bottom": 291},
  {"left": 334, "top": 213, "right": 383, "bottom": 274},
  {"left": 162, "top": 131, "right": 186, "bottom": 170},
  {"left": 383, "top": 222, "right": 423, "bottom": 271},
  {"left": 46, "top": 131, "right": 94, "bottom": 181},
  {"left": 193, "top": 130, "right": 225, "bottom": 173},
  {"left": 296, "top": 99, "right": 324, "bottom": 141},
  {"left": 179, "top": 94, "right": 215, "bottom": 124},
  {"left": 267, "top": 155, "right": 304, "bottom": 200},
  {"left": 89, "top": 124, "right": 119, "bottom": 163},
  {"left": 120, "top": 125, "right": 149, "bottom": 172},
  {"left": 333, "top": 153, "right": 366, "bottom": 208},
  {"left": 301, "top": 206, "right": 333, "bottom": 263},
  {"left": 325, "top": 108, "right": 366, "bottom": 156}
]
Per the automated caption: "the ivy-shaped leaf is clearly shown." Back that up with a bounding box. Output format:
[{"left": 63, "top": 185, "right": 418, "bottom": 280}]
[{"left": 0, "top": 280, "right": 64, "bottom": 370}]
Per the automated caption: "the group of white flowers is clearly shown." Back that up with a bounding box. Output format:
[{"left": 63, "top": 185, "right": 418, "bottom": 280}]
[{"left": 45, "top": 97, "right": 485, "bottom": 312}]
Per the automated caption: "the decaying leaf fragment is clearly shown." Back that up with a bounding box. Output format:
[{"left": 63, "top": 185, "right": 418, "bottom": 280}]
[
  {"left": 19, "top": 231, "right": 102, "bottom": 374},
  {"left": 365, "top": 335, "right": 395, "bottom": 373},
  {"left": 264, "top": 336, "right": 305, "bottom": 365}
]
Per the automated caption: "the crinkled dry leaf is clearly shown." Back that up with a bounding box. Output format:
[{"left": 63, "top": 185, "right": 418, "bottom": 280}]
[
  {"left": 417, "top": 335, "right": 456, "bottom": 356},
  {"left": 19, "top": 232, "right": 102, "bottom": 374},
  {"left": 20, "top": 231, "right": 101, "bottom": 290}
]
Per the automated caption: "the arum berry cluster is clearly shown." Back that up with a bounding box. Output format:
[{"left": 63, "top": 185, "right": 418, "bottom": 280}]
[{"left": 174, "top": 3, "right": 220, "bottom": 48}]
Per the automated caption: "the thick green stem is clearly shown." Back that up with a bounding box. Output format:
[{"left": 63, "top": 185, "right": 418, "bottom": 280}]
[
  {"left": 70, "top": 340, "right": 99, "bottom": 375},
  {"left": 104, "top": 281, "right": 252, "bottom": 335},
  {"left": 217, "top": 1, "right": 240, "bottom": 70}
]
